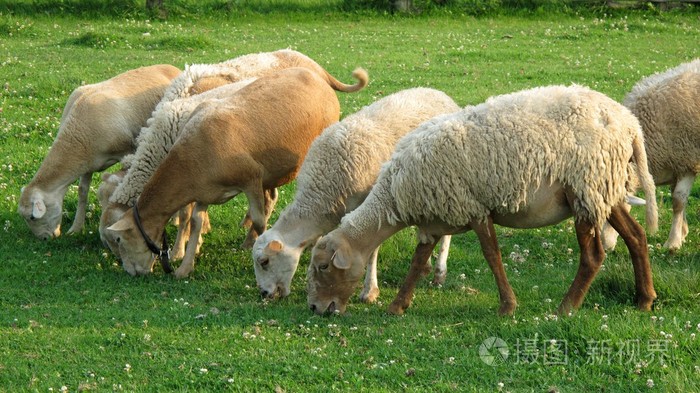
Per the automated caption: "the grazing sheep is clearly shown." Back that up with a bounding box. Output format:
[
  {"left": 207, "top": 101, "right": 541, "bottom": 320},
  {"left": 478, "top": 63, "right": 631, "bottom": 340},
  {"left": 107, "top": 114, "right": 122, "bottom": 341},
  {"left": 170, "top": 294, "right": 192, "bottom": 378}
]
[
  {"left": 307, "top": 84, "right": 658, "bottom": 317},
  {"left": 100, "top": 49, "right": 369, "bottom": 259},
  {"left": 602, "top": 59, "right": 700, "bottom": 253},
  {"left": 106, "top": 67, "right": 346, "bottom": 277},
  {"left": 252, "top": 88, "right": 460, "bottom": 302},
  {"left": 98, "top": 78, "right": 257, "bottom": 259},
  {"left": 17, "top": 64, "right": 181, "bottom": 239}
]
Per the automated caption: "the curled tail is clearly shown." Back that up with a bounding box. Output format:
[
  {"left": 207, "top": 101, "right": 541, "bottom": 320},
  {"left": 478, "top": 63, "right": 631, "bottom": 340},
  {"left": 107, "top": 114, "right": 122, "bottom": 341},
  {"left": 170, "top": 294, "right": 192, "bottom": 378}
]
[
  {"left": 632, "top": 131, "right": 658, "bottom": 235},
  {"left": 324, "top": 68, "right": 369, "bottom": 93}
]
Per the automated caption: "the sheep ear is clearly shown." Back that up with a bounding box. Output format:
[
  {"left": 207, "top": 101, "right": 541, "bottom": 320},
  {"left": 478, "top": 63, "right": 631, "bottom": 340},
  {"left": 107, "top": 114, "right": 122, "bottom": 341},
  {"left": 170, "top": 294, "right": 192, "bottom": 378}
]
[
  {"left": 107, "top": 216, "right": 133, "bottom": 233},
  {"left": 32, "top": 200, "right": 46, "bottom": 219},
  {"left": 331, "top": 248, "right": 352, "bottom": 270},
  {"left": 266, "top": 240, "right": 283, "bottom": 254}
]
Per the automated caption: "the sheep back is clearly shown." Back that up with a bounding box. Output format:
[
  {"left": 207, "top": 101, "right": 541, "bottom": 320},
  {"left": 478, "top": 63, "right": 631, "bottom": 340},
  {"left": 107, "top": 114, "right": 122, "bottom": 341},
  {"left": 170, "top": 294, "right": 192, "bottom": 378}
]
[
  {"left": 367, "top": 85, "right": 642, "bottom": 231},
  {"left": 623, "top": 59, "right": 700, "bottom": 180},
  {"left": 287, "top": 88, "right": 460, "bottom": 220}
]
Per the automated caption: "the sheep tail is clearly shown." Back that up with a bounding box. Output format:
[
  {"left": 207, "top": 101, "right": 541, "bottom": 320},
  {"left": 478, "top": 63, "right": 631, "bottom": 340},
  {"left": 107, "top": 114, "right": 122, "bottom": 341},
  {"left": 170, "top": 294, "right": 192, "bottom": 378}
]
[
  {"left": 324, "top": 68, "right": 369, "bottom": 93},
  {"left": 632, "top": 131, "right": 658, "bottom": 235}
]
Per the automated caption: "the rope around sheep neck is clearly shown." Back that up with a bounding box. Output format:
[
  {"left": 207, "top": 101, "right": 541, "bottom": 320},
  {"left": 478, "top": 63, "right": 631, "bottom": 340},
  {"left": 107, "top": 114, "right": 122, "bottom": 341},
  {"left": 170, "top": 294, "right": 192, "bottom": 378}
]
[{"left": 132, "top": 202, "right": 173, "bottom": 274}]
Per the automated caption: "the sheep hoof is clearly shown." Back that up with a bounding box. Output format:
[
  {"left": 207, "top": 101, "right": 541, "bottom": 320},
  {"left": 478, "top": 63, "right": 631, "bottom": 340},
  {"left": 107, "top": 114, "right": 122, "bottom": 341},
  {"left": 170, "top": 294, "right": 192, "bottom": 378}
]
[
  {"left": 174, "top": 267, "right": 192, "bottom": 279},
  {"left": 359, "top": 287, "right": 380, "bottom": 304},
  {"left": 387, "top": 301, "right": 406, "bottom": 316},
  {"left": 555, "top": 301, "right": 575, "bottom": 317},
  {"left": 66, "top": 225, "right": 82, "bottom": 235},
  {"left": 431, "top": 273, "right": 446, "bottom": 286},
  {"left": 663, "top": 240, "right": 681, "bottom": 254},
  {"left": 636, "top": 295, "right": 656, "bottom": 312},
  {"left": 497, "top": 302, "right": 517, "bottom": 316}
]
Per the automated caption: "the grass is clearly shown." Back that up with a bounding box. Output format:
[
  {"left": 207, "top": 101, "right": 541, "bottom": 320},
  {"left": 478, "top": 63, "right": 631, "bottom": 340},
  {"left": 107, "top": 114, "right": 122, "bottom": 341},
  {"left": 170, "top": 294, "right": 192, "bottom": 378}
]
[{"left": 1, "top": 7, "right": 700, "bottom": 392}]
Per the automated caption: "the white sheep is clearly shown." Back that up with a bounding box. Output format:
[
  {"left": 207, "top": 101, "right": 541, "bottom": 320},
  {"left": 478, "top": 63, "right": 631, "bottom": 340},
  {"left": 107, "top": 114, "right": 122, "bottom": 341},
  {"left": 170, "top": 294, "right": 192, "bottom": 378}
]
[
  {"left": 18, "top": 64, "right": 181, "bottom": 239},
  {"left": 307, "top": 84, "right": 658, "bottom": 317},
  {"left": 602, "top": 59, "right": 700, "bottom": 253},
  {"left": 105, "top": 67, "right": 347, "bottom": 277},
  {"left": 252, "top": 88, "right": 460, "bottom": 302},
  {"left": 100, "top": 49, "right": 369, "bottom": 261}
]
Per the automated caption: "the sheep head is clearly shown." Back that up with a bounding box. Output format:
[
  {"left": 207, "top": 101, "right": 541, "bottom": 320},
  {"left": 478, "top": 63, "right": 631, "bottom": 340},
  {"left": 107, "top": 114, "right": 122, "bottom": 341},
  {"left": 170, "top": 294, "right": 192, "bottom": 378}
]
[
  {"left": 306, "top": 232, "right": 367, "bottom": 315},
  {"left": 252, "top": 233, "right": 307, "bottom": 300},
  {"left": 106, "top": 211, "right": 157, "bottom": 276},
  {"left": 18, "top": 187, "right": 62, "bottom": 240}
]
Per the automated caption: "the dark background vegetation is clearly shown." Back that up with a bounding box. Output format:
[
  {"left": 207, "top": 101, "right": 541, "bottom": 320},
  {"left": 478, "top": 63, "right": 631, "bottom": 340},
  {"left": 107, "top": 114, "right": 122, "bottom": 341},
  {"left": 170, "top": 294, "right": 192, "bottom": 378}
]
[{"left": 0, "top": 0, "right": 698, "bottom": 17}]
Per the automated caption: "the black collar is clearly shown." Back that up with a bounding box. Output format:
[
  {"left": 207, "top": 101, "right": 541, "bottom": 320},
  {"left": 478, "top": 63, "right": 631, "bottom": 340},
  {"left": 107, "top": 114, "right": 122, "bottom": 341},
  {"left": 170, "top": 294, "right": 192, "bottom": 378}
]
[{"left": 132, "top": 203, "right": 174, "bottom": 274}]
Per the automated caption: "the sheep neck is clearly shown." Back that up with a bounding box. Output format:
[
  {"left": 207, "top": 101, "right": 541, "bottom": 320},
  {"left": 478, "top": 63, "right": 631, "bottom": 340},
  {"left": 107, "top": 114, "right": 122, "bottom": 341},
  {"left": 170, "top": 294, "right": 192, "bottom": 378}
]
[
  {"left": 338, "top": 192, "right": 406, "bottom": 255},
  {"left": 274, "top": 211, "right": 338, "bottom": 247},
  {"left": 31, "top": 137, "right": 91, "bottom": 193}
]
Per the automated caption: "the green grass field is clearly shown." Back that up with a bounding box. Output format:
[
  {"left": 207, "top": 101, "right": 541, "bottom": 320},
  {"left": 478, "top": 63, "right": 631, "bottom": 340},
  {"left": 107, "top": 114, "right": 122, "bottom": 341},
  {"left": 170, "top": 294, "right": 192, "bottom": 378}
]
[{"left": 1, "top": 6, "right": 700, "bottom": 392}]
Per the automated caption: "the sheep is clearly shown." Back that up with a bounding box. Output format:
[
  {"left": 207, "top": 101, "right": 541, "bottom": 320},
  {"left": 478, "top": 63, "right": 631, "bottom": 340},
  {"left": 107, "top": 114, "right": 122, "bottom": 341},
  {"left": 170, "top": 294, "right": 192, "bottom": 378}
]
[
  {"left": 252, "top": 87, "right": 460, "bottom": 302},
  {"left": 307, "top": 84, "right": 658, "bottom": 317},
  {"left": 100, "top": 49, "right": 369, "bottom": 260},
  {"left": 17, "top": 64, "right": 181, "bottom": 240},
  {"left": 602, "top": 59, "right": 700, "bottom": 253},
  {"left": 98, "top": 78, "right": 257, "bottom": 260},
  {"left": 105, "top": 67, "right": 349, "bottom": 277}
]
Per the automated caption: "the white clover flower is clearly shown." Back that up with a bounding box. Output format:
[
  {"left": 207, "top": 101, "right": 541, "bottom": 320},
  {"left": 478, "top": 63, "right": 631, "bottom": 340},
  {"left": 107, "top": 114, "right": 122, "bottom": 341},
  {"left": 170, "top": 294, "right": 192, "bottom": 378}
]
[
  {"left": 199, "top": 368, "right": 208, "bottom": 374},
  {"left": 646, "top": 379, "right": 654, "bottom": 388},
  {"left": 124, "top": 364, "right": 131, "bottom": 372}
]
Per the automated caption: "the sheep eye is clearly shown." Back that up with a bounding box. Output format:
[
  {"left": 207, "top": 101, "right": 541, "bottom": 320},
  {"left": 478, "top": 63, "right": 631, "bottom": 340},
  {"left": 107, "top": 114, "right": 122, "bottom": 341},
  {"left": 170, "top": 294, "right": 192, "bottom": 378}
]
[
  {"left": 29, "top": 215, "right": 35, "bottom": 221},
  {"left": 259, "top": 258, "right": 270, "bottom": 268},
  {"left": 116, "top": 237, "right": 121, "bottom": 244},
  {"left": 319, "top": 263, "right": 329, "bottom": 271}
]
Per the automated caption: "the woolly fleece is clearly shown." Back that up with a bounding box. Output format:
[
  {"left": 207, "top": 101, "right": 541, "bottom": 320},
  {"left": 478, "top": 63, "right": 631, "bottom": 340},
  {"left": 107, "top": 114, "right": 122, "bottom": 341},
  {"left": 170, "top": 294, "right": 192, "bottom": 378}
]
[
  {"left": 624, "top": 59, "right": 700, "bottom": 181},
  {"left": 284, "top": 87, "right": 460, "bottom": 220},
  {"left": 341, "top": 84, "right": 655, "bottom": 237}
]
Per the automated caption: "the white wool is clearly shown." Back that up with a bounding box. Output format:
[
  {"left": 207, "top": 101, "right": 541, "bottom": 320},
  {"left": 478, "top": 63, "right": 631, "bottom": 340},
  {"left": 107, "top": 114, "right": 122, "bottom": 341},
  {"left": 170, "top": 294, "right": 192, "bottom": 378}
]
[
  {"left": 284, "top": 88, "right": 460, "bottom": 221},
  {"left": 343, "top": 85, "right": 648, "bottom": 233},
  {"left": 624, "top": 59, "right": 700, "bottom": 179}
]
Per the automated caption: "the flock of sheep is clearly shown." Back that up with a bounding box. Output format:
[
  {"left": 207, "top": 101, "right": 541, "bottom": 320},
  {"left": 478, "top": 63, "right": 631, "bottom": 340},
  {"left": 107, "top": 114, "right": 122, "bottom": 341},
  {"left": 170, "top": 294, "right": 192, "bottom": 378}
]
[{"left": 17, "top": 49, "right": 700, "bottom": 317}]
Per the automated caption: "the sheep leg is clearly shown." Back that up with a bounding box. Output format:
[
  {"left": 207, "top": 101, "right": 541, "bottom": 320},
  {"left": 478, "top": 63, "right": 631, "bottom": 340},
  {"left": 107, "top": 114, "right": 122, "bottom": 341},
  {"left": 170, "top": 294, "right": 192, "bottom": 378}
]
[
  {"left": 201, "top": 210, "right": 211, "bottom": 235},
  {"left": 607, "top": 204, "right": 656, "bottom": 311},
  {"left": 264, "top": 188, "right": 279, "bottom": 218},
  {"left": 172, "top": 203, "right": 193, "bottom": 260},
  {"left": 432, "top": 235, "right": 450, "bottom": 286},
  {"left": 601, "top": 203, "right": 630, "bottom": 251},
  {"left": 359, "top": 248, "right": 380, "bottom": 304},
  {"left": 471, "top": 218, "right": 517, "bottom": 316},
  {"left": 67, "top": 173, "right": 92, "bottom": 234},
  {"left": 239, "top": 188, "right": 276, "bottom": 229},
  {"left": 665, "top": 174, "right": 694, "bottom": 252},
  {"left": 388, "top": 240, "right": 439, "bottom": 315},
  {"left": 239, "top": 213, "right": 253, "bottom": 229},
  {"left": 241, "top": 185, "right": 267, "bottom": 249},
  {"left": 557, "top": 219, "right": 605, "bottom": 315},
  {"left": 174, "top": 204, "right": 208, "bottom": 279}
]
